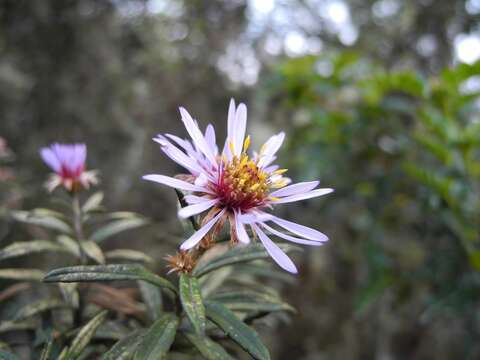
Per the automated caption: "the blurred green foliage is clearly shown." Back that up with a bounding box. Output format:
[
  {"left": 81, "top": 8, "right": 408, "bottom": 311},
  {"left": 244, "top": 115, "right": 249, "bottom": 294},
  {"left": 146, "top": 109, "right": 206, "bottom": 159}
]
[{"left": 268, "top": 54, "right": 480, "bottom": 358}]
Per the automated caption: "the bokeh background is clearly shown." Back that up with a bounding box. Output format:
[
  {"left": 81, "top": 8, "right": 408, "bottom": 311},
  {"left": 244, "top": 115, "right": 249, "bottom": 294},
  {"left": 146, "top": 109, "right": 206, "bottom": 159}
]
[{"left": 1, "top": 0, "right": 480, "bottom": 359}]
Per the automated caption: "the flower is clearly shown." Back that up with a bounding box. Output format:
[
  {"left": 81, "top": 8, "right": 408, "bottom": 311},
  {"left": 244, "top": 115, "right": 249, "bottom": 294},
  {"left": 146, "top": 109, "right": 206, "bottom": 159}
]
[
  {"left": 40, "top": 143, "right": 98, "bottom": 192},
  {"left": 144, "top": 99, "right": 333, "bottom": 273}
]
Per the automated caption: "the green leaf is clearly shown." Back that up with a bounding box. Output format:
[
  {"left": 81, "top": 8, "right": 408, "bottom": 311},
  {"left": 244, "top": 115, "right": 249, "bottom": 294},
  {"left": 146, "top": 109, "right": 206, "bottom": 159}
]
[
  {"left": 101, "top": 330, "right": 145, "bottom": 360},
  {"left": 14, "top": 298, "right": 67, "bottom": 321},
  {"left": 205, "top": 301, "right": 270, "bottom": 360},
  {"left": 0, "top": 240, "right": 72, "bottom": 261},
  {"left": 0, "top": 269, "right": 44, "bottom": 281},
  {"left": 179, "top": 274, "right": 206, "bottom": 335},
  {"left": 39, "top": 337, "right": 54, "bottom": 360},
  {"left": 134, "top": 313, "right": 179, "bottom": 360},
  {"left": 58, "top": 283, "right": 80, "bottom": 308},
  {"left": 0, "top": 319, "right": 36, "bottom": 333},
  {"left": 80, "top": 241, "right": 105, "bottom": 264},
  {"left": 67, "top": 310, "right": 108, "bottom": 359},
  {"left": 193, "top": 243, "right": 301, "bottom": 277},
  {"left": 105, "top": 249, "right": 153, "bottom": 264},
  {"left": 138, "top": 281, "right": 163, "bottom": 322},
  {"left": 57, "top": 235, "right": 81, "bottom": 257},
  {"left": 11, "top": 210, "right": 72, "bottom": 234},
  {"left": 82, "top": 192, "right": 104, "bottom": 213},
  {"left": 184, "top": 333, "right": 235, "bottom": 360},
  {"left": 43, "top": 264, "right": 177, "bottom": 293},
  {"left": 89, "top": 218, "right": 148, "bottom": 243},
  {"left": 209, "top": 291, "right": 295, "bottom": 313},
  {"left": 0, "top": 350, "right": 22, "bottom": 360}
]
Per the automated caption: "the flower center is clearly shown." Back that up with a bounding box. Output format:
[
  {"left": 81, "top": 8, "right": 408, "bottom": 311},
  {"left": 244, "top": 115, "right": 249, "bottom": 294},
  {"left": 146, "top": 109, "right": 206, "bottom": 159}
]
[{"left": 217, "top": 153, "right": 269, "bottom": 210}]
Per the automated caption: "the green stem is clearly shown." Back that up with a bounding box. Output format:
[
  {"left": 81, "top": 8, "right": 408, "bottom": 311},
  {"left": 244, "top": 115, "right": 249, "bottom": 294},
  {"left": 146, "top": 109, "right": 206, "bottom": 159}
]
[{"left": 72, "top": 193, "right": 87, "bottom": 265}]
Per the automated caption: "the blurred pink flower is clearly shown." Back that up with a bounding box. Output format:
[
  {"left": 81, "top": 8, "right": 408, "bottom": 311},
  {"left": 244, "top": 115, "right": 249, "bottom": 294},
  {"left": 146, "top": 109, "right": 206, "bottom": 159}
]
[
  {"left": 144, "top": 99, "right": 333, "bottom": 273},
  {"left": 40, "top": 143, "right": 98, "bottom": 192}
]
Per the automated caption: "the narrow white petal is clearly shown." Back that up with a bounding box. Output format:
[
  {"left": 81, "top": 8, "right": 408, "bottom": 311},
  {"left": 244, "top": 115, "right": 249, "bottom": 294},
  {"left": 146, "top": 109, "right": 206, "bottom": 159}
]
[
  {"left": 264, "top": 165, "right": 279, "bottom": 173},
  {"left": 272, "top": 188, "right": 333, "bottom": 204},
  {"left": 205, "top": 124, "right": 217, "bottom": 155},
  {"left": 178, "top": 198, "right": 218, "bottom": 218},
  {"left": 179, "top": 107, "right": 217, "bottom": 165},
  {"left": 270, "top": 181, "right": 320, "bottom": 198},
  {"left": 253, "top": 224, "right": 298, "bottom": 274},
  {"left": 261, "top": 223, "right": 324, "bottom": 246},
  {"left": 224, "top": 98, "right": 236, "bottom": 159},
  {"left": 184, "top": 195, "right": 212, "bottom": 204},
  {"left": 239, "top": 212, "right": 274, "bottom": 224},
  {"left": 157, "top": 139, "right": 204, "bottom": 175},
  {"left": 233, "top": 103, "right": 247, "bottom": 156},
  {"left": 235, "top": 211, "right": 250, "bottom": 244},
  {"left": 194, "top": 173, "right": 208, "bottom": 186},
  {"left": 180, "top": 209, "right": 226, "bottom": 250},
  {"left": 258, "top": 132, "right": 285, "bottom": 168},
  {"left": 142, "top": 174, "right": 211, "bottom": 193},
  {"left": 270, "top": 215, "right": 329, "bottom": 242}
]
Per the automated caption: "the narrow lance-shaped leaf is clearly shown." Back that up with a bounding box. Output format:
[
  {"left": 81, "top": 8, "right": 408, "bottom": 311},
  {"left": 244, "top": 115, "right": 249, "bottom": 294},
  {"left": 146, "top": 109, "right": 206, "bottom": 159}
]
[
  {"left": 89, "top": 218, "right": 148, "bottom": 243},
  {"left": 11, "top": 210, "right": 73, "bottom": 234},
  {"left": 80, "top": 241, "right": 105, "bottom": 264},
  {"left": 14, "top": 298, "right": 68, "bottom": 321},
  {"left": 138, "top": 281, "right": 162, "bottom": 322},
  {"left": 0, "top": 240, "right": 72, "bottom": 261},
  {"left": 134, "top": 313, "right": 179, "bottom": 360},
  {"left": 205, "top": 301, "right": 270, "bottom": 360},
  {"left": 101, "top": 330, "right": 146, "bottom": 360},
  {"left": 184, "top": 333, "right": 236, "bottom": 360},
  {"left": 208, "top": 290, "right": 295, "bottom": 313},
  {"left": 39, "top": 337, "right": 54, "bottom": 360},
  {"left": 105, "top": 249, "right": 153, "bottom": 264},
  {"left": 193, "top": 243, "right": 301, "bottom": 277},
  {"left": 82, "top": 191, "right": 104, "bottom": 213},
  {"left": 67, "top": 310, "right": 108, "bottom": 359},
  {"left": 179, "top": 274, "right": 206, "bottom": 334},
  {"left": 0, "top": 269, "right": 44, "bottom": 281},
  {"left": 43, "top": 264, "right": 177, "bottom": 294}
]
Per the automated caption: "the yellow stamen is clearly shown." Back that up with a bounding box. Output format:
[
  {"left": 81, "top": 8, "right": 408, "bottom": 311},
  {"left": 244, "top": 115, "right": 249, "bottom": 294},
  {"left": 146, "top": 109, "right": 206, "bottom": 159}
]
[
  {"left": 243, "top": 135, "right": 251, "bottom": 152},
  {"left": 228, "top": 140, "right": 235, "bottom": 155},
  {"left": 273, "top": 168, "right": 288, "bottom": 175}
]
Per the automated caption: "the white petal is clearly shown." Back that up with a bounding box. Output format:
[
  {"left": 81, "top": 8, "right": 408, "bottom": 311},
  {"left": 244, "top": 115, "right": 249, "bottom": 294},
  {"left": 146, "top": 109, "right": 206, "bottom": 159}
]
[
  {"left": 205, "top": 124, "right": 217, "bottom": 155},
  {"left": 179, "top": 107, "right": 217, "bottom": 165},
  {"left": 235, "top": 211, "right": 250, "bottom": 244},
  {"left": 178, "top": 198, "right": 218, "bottom": 218},
  {"left": 270, "top": 181, "right": 320, "bottom": 198},
  {"left": 180, "top": 209, "right": 226, "bottom": 250},
  {"left": 155, "top": 137, "right": 203, "bottom": 176},
  {"left": 194, "top": 173, "right": 208, "bottom": 186},
  {"left": 238, "top": 212, "right": 274, "bottom": 224},
  {"left": 258, "top": 132, "right": 285, "bottom": 168},
  {"left": 261, "top": 223, "right": 324, "bottom": 246},
  {"left": 253, "top": 224, "right": 298, "bottom": 274},
  {"left": 184, "top": 195, "right": 212, "bottom": 204},
  {"left": 233, "top": 103, "right": 247, "bottom": 156},
  {"left": 224, "top": 98, "right": 237, "bottom": 159},
  {"left": 270, "top": 215, "right": 329, "bottom": 242},
  {"left": 142, "top": 174, "right": 212, "bottom": 193},
  {"left": 264, "top": 165, "right": 279, "bottom": 173},
  {"left": 272, "top": 188, "right": 333, "bottom": 204}
]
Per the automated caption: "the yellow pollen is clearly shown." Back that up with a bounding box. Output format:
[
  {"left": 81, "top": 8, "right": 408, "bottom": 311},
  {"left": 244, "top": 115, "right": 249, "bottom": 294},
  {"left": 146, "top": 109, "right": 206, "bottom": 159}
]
[
  {"left": 243, "top": 135, "right": 251, "bottom": 152},
  {"left": 221, "top": 153, "right": 272, "bottom": 208},
  {"left": 273, "top": 168, "right": 288, "bottom": 175},
  {"left": 228, "top": 140, "right": 235, "bottom": 155}
]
